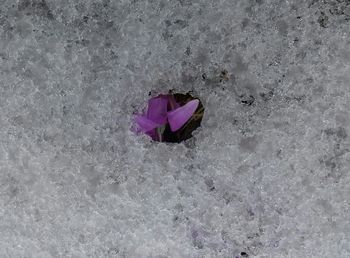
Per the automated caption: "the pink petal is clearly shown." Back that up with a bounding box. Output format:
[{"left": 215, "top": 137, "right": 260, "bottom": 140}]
[
  {"left": 135, "top": 115, "right": 159, "bottom": 132},
  {"left": 167, "top": 99, "right": 199, "bottom": 132},
  {"left": 147, "top": 96, "right": 168, "bottom": 125}
]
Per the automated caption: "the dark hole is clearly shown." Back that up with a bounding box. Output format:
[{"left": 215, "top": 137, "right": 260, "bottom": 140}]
[
  {"left": 220, "top": 69, "right": 229, "bottom": 82},
  {"left": 241, "top": 252, "right": 249, "bottom": 257},
  {"left": 240, "top": 95, "right": 255, "bottom": 106}
]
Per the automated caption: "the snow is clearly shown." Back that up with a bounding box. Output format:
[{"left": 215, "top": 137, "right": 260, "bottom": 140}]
[{"left": 0, "top": 0, "right": 350, "bottom": 257}]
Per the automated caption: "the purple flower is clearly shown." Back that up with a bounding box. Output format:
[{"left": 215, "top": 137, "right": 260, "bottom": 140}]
[
  {"left": 134, "top": 94, "right": 199, "bottom": 141},
  {"left": 167, "top": 99, "right": 199, "bottom": 132}
]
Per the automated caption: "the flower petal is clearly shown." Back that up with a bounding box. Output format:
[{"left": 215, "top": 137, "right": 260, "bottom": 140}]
[
  {"left": 167, "top": 99, "right": 199, "bottom": 132},
  {"left": 147, "top": 96, "right": 168, "bottom": 124},
  {"left": 135, "top": 115, "right": 160, "bottom": 132}
]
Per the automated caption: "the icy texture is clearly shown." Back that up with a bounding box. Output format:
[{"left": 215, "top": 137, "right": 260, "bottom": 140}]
[{"left": 0, "top": 0, "right": 350, "bottom": 257}]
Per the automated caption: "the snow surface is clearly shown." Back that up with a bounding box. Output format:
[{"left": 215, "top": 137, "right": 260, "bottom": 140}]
[{"left": 0, "top": 0, "right": 350, "bottom": 257}]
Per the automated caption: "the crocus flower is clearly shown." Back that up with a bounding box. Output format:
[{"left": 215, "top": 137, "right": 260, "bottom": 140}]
[{"left": 134, "top": 94, "right": 199, "bottom": 141}]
